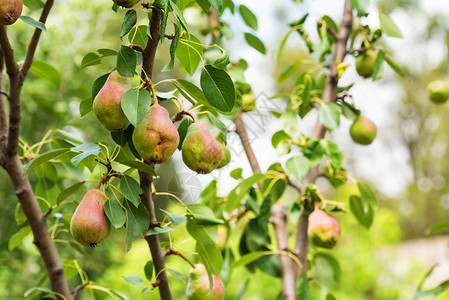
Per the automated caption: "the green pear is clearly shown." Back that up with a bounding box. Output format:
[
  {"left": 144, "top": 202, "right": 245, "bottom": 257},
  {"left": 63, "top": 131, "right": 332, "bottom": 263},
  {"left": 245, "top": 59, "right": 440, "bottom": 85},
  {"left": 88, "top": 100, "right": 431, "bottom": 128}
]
[
  {"left": 0, "top": 0, "right": 22, "bottom": 25},
  {"left": 427, "top": 80, "right": 449, "bottom": 104},
  {"left": 308, "top": 208, "right": 340, "bottom": 249},
  {"left": 182, "top": 123, "right": 223, "bottom": 174},
  {"left": 242, "top": 93, "right": 256, "bottom": 112},
  {"left": 355, "top": 49, "right": 377, "bottom": 78},
  {"left": 350, "top": 116, "right": 377, "bottom": 145},
  {"left": 93, "top": 71, "right": 131, "bottom": 132},
  {"left": 132, "top": 103, "right": 180, "bottom": 164},
  {"left": 216, "top": 142, "right": 230, "bottom": 169},
  {"left": 112, "top": 0, "right": 140, "bottom": 8},
  {"left": 70, "top": 189, "right": 111, "bottom": 247},
  {"left": 186, "top": 264, "right": 225, "bottom": 300}
]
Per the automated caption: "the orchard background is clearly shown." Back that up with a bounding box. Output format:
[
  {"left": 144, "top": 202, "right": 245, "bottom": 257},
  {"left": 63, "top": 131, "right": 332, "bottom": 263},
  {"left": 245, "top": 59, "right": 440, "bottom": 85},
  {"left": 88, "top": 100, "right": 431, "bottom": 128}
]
[{"left": 0, "top": 0, "right": 448, "bottom": 299}]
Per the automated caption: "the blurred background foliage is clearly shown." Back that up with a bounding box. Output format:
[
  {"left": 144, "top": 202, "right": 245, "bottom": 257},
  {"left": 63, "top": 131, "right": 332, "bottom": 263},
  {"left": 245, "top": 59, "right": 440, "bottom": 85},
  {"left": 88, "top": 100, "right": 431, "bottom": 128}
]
[{"left": 1, "top": 0, "right": 449, "bottom": 299}]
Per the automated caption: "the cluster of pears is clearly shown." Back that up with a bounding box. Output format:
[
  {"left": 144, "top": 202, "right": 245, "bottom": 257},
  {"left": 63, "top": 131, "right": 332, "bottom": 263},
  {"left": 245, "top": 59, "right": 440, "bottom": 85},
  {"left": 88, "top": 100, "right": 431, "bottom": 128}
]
[
  {"left": 0, "top": 0, "right": 22, "bottom": 25},
  {"left": 93, "top": 70, "right": 229, "bottom": 172},
  {"left": 350, "top": 115, "right": 377, "bottom": 145},
  {"left": 70, "top": 189, "right": 111, "bottom": 247},
  {"left": 308, "top": 206, "right": 341, "bottom": 249},
  {"left": 186, "top": 264, "right": 225, "bottom": 300},
  {"left": 427, "top": 80, "right": 449, "bottom": 104}
]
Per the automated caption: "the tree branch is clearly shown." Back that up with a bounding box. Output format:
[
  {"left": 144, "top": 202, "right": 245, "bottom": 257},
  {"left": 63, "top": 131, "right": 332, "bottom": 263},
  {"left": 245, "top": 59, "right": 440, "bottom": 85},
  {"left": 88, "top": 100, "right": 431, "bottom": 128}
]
[
  {"left": 20, "top": 0, "right": 55, "bottom": 79},
  {"left": 294, "top": 0, "right": 353, "bottom": 279},
  {"left": 0, "top": 47, "right": 8, "bottom": 151},
  {"left": 139, "top": 8, "right": 173, "bottom": 300},
  {"left": 233, "top": 111, "right": 261, "bottom": 175}
]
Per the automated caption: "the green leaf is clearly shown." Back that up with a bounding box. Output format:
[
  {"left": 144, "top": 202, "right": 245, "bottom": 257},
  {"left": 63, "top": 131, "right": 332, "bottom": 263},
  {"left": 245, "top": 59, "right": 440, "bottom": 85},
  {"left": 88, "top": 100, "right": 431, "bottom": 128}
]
[
  {"left": 239, "top": 5, "right": 257, "bottom": 31},
  {"left": 428, "top": 222, "right": 449, "bottom": 233},
  {"left": 417, "top": 264, "right": 437, "bottom": 291},
  {"left": 166, "top": 268, "right": 187, "bottom": 282},
  {"left": 211, "top": 46, "right": 230, "bottom": 69},
  {"left": 23, "top": 0, "right": 44, "bottom": 10},
  {"left": 19, "top": 16, "right": 46, "bottom": 31},
  {"left": 120, "top": 175, "right": 142, "bottom": 207},
  {"left": 15, "top": 204, "right": 26, "bottom": 225},
  {"left": 160, "top": 209, "right": 187, "bottom": 225},
  {"left": 144, "top": 261, "right": 153, "bottom": 281},
  {"left": 92, "top": 73, "right": 110, "bottom": 99},
  {"left": 350, "top": 0, "right": 369, "bottom": 16},
  {"left": 208, "top": 0, "right": 223, "bottom": 14},
  {"left": 121, "top": 88, "right": 151, "bottom": 127},
  {"left": 372, "top": 50, "right": 385, "bottom": 81},
  {"left": 200, "top": 65, "right": 235, "bottom": 112},
  {"left": 244, "top": 33, "right": 266, "bottom": 54},
  {"left": 24, "top": 287, "right": 55, "bottom": 298},
  {"left": 318, "top": 102, "right": 341, "bottom": 130},
  {"left": 30, "top": 61, "right": 62, "bottom": 88},
  {"left": 129, "top": 25, "right": 149, "bottom": 48},
  {"left": 117, "top": 45, "right": 137, "bottom": 77},
  {"left": 23, "top": 148, "right": 71, "bottom": 176},
  {"left": 187, "top": 204, "right": 224, "bottom": 225},
  {"left": 125, "top": 201, "right": 150, "bottom": 237},
  {"left": 313, "top": 252, "right": 341, "bottom": 288},
  {"left": 80, "top": 53, "right": 102, "bottom": 69},
  {"left": 414, "top": 280, "right": 449, "bottom": 299},
  {"left": 57, "top": 181, "right": 86, "bottom": 205},
  {"left": 195, "top": 0, "right": 210, "bottom": 13},
  {"left": 230, "top": 251, "right": 267, "bottom": 270},
  {"left": 177, "top": 117, "right": 193, "bottom": 150},
  {"left": 70, "top": 143, "right": 101, "bottom": 166},
  {"left": 146, "top": 226, "right": 175, "bottom": 235},
  {"left": 226, "top": 173, "right": 266, "bottom": 210},
  {"left": 176, "top": 33, "right": 203, "bottom": 76},
  {"left": 111, "top": 124, "right": 134, "bottom": 146},
  {"left": 276, "top": 28, "right": 295, "bottom": 62},
  {"left": 271, "top": 130, "right": 291, "bottom": 155},
  {"left": 160, "top": 0, "right": 170, "bottom": 41},
  {"left": 230, "top": 168, "right": 243, "bottom": 180},
  {"left": 123, "top": 275, "right": 145, "bottom": 287},
  {"left": 121, "top": 10, "right": 137, "bottom": 38},
  {"left": 79, "top": 98, "right": 93, "bottom": 117},
  {"left": 170, "top": 0, "right": 188, "bottom": 31},
  {"left": 384, "top": 55, "right": 404, "bottom": 77},
  {"left": 119, "top": 161, "right": 156, "bottom": 175},
  {"left": 379, "top": 12, "right": 403, "bottom": 38},
  {"left": 173, "top": 79, "right": 216, "bottom": 113},
  {"left": 296, "top": 271, "right": 310, "bottom": 300},
  {"left": 8, "top": 226, "right": 31, "bottom": 250},
  {"left": 104, "top": 196, "right": 126, "bottom": 228},
  {"left": 162, "top": 24, "right": 180, "bottom": 72},
  {"left": 285, "top": 156, "right": 310, "bottom": 182},
  {"left": 349, "top": 195, "right": 374, "bottom": 228},
  {"left": 98, "top": 49, "right": 117, "bottom": 57},
  {"left": 357, "top": 181, "right": 377, "bottom": 207},
  {"left": 196, "top": 241, "right": 223, "bottom": 275}
]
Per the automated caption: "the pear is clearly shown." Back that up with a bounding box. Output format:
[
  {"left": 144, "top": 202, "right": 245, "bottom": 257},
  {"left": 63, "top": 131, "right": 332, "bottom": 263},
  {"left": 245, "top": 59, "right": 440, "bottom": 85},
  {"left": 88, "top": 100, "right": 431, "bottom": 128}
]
[
  {"left": 93, "top": 71, "right": 131, "bottom": 132},
  {"left": 355, "top": 49, "right": 377, "bottom": 78},
  {"left": 112, "top": 0, "right": 140, "bottom": 8},
  {"left": 308, "top": 207, "right": 340, "bottom": 249},
  {"left": 350, "top": 116, "right": 377, "bottom": 145},
  {"left": 427, "top": 80, "right": 449, "bottom": 104},
  {"left": 0, "top": 0, "right": 22, "bottom": 25},
  {"left": 132, "top": 103, "right": 180, "bottom": 163},
  {"left": 182, "top": 123, "right": 223, "bottom": 174},
  {"left": 70, "top": 189, "right": 111, "bottom": 247},
  {"left": 186, "top": 264, "right": 225, "bottom": 300},
  {"left": 216, "top": 142, "right": 230, "bottom": 169}
]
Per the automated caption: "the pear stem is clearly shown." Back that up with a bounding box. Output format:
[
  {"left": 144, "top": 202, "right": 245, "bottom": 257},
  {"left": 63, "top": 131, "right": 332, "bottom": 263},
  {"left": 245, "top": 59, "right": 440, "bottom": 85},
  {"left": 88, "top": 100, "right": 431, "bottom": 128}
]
[{"left": 164, "top": 249, "right": 196, "bottom": 268}]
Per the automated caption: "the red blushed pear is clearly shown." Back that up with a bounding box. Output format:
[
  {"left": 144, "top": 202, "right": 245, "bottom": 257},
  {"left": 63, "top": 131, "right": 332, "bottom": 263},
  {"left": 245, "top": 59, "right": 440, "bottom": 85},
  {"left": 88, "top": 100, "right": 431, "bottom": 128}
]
[
  {"left": 182, "top": 123, "right": 223, "bottom": 174},
  {"left": 350, "top": 115, "right": 377, "bottom": 145},
  {"left": 132, "top": 103, "right": 180, "bottom": 164},
  {"left": 308, "top": 207, "right": 341, "bottom": 249},
  {"left": 186, "top": 264, "right": 225, "bottom": 300},
  {"left": 93, "top": 71, "right": 131, "bottom": 132},
  {"left": 70, "top": 189, "right": 111, "bottom": 248}
]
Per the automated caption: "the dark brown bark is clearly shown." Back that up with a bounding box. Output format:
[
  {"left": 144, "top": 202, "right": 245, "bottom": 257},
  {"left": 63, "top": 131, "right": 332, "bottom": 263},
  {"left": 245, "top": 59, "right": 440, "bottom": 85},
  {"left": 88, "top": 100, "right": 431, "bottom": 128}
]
[{"left": 139, "top": 8, "right": 173, "bottom": 300}]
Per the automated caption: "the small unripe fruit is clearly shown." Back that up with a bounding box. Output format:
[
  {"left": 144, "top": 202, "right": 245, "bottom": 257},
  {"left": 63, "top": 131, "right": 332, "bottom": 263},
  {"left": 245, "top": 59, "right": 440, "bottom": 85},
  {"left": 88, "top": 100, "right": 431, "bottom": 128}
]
[
  {"left": 350, "top": 116, "right": 377, "bottom": 145},
  {"left": 241, "top": 93, "right": 256, "bottom": 112},
  {"left": 186, "top": 264, "right": 225, "bottom": 300},
  {"left": 427, "top": 80, "right": 449, "bottom": 104},
  {"left": 70, "top": 189, "right": 111, "bottom": 247},
  {"left": 355, "top": 49, "right": 377, "bottom": 78},
  {"left": 216, "top": 142, "right": 230, "bottom": 169},
  {"left": 308, "top": 208, "right": 340, "bottom": 249}
]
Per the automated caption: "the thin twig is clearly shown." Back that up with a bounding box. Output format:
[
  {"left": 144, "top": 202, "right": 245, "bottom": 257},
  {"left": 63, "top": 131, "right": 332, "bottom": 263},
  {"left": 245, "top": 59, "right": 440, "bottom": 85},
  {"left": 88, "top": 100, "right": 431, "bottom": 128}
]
[
  {"left": 71, "top": 281, "right": 91, "bottom": 298},
  {"left": 164, "top": 249, "right": 196, "bottom": 267}
]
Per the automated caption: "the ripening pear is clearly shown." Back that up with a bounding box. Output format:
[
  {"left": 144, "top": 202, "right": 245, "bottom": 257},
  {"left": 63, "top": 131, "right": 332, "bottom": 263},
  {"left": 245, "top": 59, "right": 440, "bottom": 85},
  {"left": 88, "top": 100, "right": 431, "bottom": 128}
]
[
  {"left": 186, "top": 264, "right": 225, "bottom": 300},
  {"left": 93, "top": 71, "right": 131, "bottom": 132},
  {"left": 112, "top": 0, "right": 140, "bottom": 8},
  {"left": 350, "top": 116, "right": 377, "bottom": 145},
  {"left": 308, "top": 207, "right": 341, "bottom": 249},
  {"left": 132, "top": 103, "right": 180, "bottom": 163},
  {"left": 70, "top": 189, "right": 111, "bottom": 247},
  {"left": 355, "top": 49, "right": 377, "bottom": 78},
  {"left": 427, "top": 80, "right": 449, "bottom": 104},
  {"left": 216, "top": 142, "right": 230, "bottom": 169},
  {"left": 0, "top": 0, "right": 22, "bottom": 25},
  {"left": 182, "top": 123, "right": 223, "bottom": 174}
]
